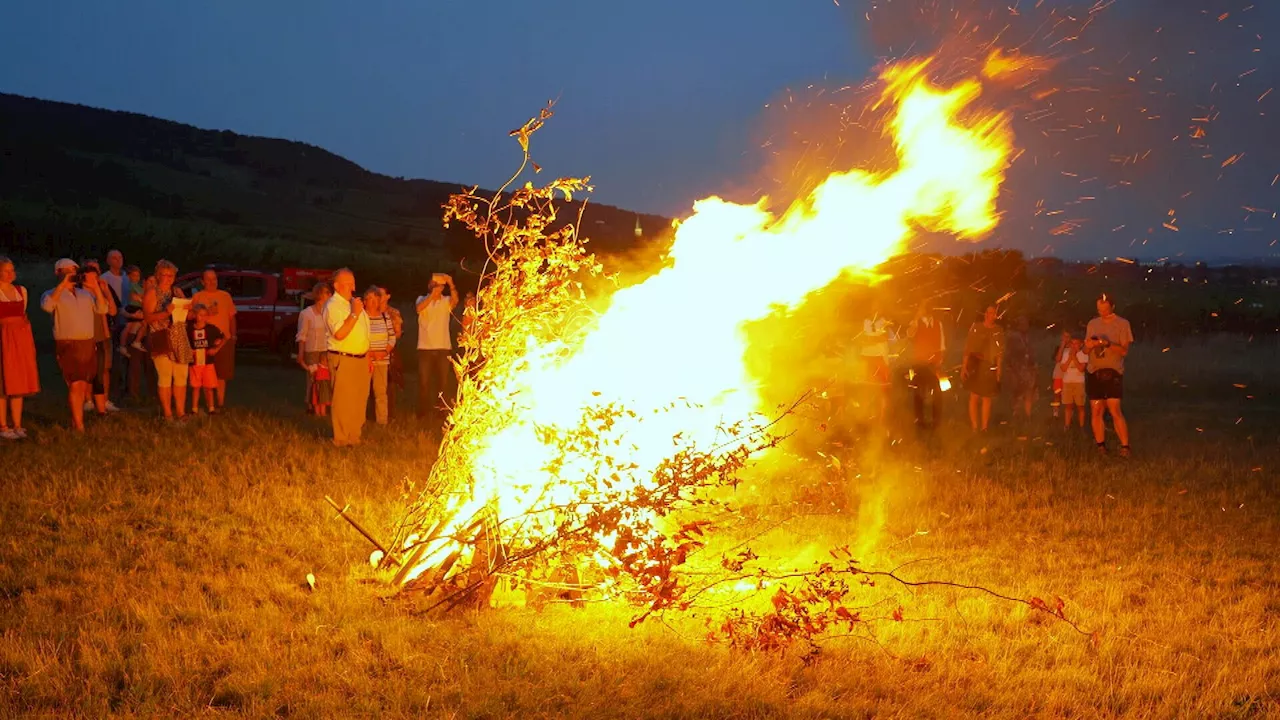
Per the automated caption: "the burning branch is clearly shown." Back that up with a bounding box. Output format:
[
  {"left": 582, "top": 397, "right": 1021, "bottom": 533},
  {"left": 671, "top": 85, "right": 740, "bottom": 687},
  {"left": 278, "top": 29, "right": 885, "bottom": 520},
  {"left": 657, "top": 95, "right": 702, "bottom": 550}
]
[{"left": 383, "top": 59, "right": 1094, "bottom": 653}]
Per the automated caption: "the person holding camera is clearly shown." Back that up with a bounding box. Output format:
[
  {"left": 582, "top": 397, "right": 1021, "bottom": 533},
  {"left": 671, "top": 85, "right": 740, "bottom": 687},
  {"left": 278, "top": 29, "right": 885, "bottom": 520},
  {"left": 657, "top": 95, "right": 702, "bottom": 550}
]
[
  {"left": 324, "top": 268, "right": 371, "bottom": 447},
  {"left": 40, "top": 258, "right": 111, "bottom": 431},
  {"left": 415, "top": 272, "right": 457, "bottom": 433},
  {"left": 1085, "top": 293, "right": 1133, "bottom": 456}
]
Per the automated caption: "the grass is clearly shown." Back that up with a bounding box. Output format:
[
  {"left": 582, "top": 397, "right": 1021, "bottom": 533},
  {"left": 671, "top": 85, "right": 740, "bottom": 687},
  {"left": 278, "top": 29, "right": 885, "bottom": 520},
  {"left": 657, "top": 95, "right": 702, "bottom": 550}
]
[{"left": 1, "top": 339, "right": 1278, "bottom": 718}]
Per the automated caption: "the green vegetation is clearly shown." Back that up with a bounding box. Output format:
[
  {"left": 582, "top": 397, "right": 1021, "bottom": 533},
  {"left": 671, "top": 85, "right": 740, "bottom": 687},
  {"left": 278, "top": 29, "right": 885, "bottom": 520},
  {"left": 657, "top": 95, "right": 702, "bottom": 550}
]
[
  {"left": 0, "top": 92, "right": 670, "bottom": 297},
  {"left": 1, "top": 336, "right": 1276, "bottom": 717}
]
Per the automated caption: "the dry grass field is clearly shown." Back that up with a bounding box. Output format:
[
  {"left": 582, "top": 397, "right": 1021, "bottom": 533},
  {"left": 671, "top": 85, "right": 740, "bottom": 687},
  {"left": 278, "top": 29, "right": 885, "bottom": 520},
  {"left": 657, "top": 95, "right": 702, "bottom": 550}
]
[{"left": 1, "top": 338, "right": 1278, "bottom": 718}]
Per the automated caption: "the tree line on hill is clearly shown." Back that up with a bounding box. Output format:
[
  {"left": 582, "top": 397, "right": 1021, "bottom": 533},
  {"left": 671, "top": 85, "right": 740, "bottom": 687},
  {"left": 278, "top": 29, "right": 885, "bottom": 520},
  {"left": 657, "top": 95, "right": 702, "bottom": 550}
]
[
  {"left": 0, "top": 92, "right": 668, "bottom": 298},
  {"left": 1, "top": 92, "right": 1274, "bottom": 337}
]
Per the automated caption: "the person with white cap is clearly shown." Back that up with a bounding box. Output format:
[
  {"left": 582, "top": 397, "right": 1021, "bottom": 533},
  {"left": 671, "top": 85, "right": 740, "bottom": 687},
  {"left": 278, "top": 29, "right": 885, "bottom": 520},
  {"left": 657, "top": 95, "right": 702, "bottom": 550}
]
[{"left": 40, "top": 258, "right": 111, "bottom": 431}]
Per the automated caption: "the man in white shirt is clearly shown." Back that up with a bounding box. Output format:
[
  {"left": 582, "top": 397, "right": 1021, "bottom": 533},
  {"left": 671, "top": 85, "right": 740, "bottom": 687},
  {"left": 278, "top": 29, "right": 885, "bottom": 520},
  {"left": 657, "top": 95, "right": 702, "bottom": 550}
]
[
  {"left": 415, "top": 273, "right": 458, "bottom": 432},
  {"left": 324, "top": 268, "right": 371, "bottom": 447}
]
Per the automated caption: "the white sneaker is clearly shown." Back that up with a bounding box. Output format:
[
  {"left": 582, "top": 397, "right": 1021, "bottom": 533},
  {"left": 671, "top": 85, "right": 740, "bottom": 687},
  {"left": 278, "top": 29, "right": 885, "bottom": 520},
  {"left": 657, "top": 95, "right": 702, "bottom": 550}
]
[
  {"left": 131, "top": 341, "right": 145, "bottom": 351},
  {"left": 104, "top": 401, "right": 122, "bottom": 413},
  {"left": 0, "top": 429, "right": 18, "bottom": 440},
  {"left": 13, "top": 428, "right": 27, "bottom": 439},
  {"left": 83, "top": 402, "right": 94, "bottom": 412}
]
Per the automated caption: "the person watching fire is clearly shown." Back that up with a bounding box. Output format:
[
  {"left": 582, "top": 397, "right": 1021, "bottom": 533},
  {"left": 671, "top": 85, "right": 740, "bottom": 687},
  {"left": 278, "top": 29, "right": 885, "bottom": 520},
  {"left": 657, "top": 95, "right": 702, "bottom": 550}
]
[
  {"left": 1085, "top": 293, "right": 1133, "bottom": 456},
  {"left": 40, "top": 258, "right": 111, "bottom": 431},
  {"left": 325, "top": 268, "right": 371, "bottom": 447},
  {"left": 192, "top": 268, "right": 237, "bottom": 411},
  {"left": 415, "top": 273, "right": 457, "bottom": 434},
  {"left": 962, "top": 304, "right": 1003, "bottom": 433},
  {"left": 905, "top": 300, "right": 946, "bottom": 429},
  {"left": 859, "top": 302, "right": 895, "bottom": 422}
]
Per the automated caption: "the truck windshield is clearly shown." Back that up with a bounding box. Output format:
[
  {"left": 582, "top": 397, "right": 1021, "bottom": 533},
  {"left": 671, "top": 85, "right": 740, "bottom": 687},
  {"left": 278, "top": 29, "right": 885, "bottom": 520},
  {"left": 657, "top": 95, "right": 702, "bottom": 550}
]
[{"left": 222, "top": 275, "right": 267, "bottom": 302}]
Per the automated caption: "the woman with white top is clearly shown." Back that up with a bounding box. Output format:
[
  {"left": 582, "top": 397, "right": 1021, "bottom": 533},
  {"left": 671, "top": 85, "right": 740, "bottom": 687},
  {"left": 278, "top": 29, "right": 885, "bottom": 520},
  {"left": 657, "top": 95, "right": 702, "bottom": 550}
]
[{"left": 296, "top": 282, "right": 333, "bottom": 416}]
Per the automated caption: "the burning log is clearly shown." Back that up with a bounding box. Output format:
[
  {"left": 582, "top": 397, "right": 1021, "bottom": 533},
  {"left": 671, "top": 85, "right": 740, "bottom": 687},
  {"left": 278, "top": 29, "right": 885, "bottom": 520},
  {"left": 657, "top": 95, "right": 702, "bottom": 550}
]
[{"left": 400, "top": 509, "right": 500, "bottom": 609}]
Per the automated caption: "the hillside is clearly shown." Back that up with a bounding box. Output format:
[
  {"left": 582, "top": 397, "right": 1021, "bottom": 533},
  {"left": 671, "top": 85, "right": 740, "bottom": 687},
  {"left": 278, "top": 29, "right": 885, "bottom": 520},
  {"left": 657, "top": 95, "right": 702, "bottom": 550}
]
[{"left": 0, "top": 92, "right": 670, "bottom": 292}]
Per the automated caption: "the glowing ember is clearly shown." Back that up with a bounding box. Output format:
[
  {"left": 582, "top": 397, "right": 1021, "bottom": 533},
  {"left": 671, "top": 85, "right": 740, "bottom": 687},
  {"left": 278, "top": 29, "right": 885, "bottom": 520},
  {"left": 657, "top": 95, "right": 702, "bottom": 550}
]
[{"left": 402, "top": 57, "right": 1015, "bottom": 586}]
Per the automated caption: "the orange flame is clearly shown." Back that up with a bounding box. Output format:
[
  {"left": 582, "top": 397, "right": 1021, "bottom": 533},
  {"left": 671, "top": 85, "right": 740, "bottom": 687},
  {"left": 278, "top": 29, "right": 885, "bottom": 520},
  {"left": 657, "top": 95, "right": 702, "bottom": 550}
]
[{"left": 403, "top": 58, "right": 1014, "bottom": 585}]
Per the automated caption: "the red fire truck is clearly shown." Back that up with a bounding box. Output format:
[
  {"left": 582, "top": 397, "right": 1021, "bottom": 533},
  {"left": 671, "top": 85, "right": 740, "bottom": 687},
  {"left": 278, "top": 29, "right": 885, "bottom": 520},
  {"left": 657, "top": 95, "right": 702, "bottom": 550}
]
[{"left": 177, "top": 267, "right": 332, "bottom": 355}]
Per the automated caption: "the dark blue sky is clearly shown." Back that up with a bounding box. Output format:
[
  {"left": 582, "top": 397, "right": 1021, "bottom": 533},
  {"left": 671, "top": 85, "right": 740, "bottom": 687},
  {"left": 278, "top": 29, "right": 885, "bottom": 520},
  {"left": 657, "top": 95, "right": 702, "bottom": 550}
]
[
  {"left": 1, "top": 1, "right": 1278, "bottom": 259},
  {"left": 0, "top": 1, "right": 864, "bottom": 218}
]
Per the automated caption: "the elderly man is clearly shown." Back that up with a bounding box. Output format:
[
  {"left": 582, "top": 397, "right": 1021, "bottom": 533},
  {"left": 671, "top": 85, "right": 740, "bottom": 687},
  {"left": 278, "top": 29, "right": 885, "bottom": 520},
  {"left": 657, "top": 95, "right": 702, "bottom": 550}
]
[
  {"left": 102, "top": 249, "right": 131, "bottom": 402},
  {"left": 1085, "top": 293, "right": 1134, "bottom": 456},
  {"left": 103, "top": 250, "right": 127, "bottom": 309},
  {"left": 324, "top": 268, "right": 371, "bottom": 447},
  {"left": 192, "top": 269, "right": 237, "bottom": 410},
  {"left": 41, "top": 258, "right": 111, "bottom": 431}
]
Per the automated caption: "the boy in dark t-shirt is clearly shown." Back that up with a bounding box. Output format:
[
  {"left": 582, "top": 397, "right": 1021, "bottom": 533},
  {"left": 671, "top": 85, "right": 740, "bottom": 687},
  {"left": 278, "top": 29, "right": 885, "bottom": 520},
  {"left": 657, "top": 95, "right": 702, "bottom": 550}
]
[{"left": 187, "top": 304, "right": 226, "bottom": 415}]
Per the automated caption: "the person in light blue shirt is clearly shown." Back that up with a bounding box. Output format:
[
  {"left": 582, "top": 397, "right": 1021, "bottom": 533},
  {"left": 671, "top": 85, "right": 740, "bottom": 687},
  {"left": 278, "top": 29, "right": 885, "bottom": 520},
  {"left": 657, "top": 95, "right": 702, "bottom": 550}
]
[{"left": 40, "top": 258, "right": 110, "bottom": 431}]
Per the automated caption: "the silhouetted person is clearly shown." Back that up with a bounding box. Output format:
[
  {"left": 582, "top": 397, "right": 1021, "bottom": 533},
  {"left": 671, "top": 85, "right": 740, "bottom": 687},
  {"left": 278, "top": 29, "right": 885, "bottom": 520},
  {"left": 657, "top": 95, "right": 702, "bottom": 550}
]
[
  {"left": 1085, "top": 293, "right": 1133, "bottom": 456},
  {"left": 962, "top": 304, "right": 1002, "bottom": 432},
  {"left": 905, "top": 300, "right": 945, "bottom": 429},
  {"left": 416, "top": 273, "right": 457, "bottom": 434}
]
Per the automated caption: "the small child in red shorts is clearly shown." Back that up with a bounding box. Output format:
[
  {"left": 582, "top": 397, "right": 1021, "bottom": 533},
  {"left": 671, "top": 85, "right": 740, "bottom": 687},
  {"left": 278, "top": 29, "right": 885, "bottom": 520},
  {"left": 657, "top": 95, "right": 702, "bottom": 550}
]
[{"left": 187, "top": 304, "right": 226, "bottom": 415}]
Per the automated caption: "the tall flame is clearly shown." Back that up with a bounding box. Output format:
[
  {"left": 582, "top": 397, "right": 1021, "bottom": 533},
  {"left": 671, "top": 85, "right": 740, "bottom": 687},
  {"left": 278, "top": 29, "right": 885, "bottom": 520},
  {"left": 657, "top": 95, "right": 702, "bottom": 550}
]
[{"left": 403, "top": 58, "right": 1014, "bottom": 584}]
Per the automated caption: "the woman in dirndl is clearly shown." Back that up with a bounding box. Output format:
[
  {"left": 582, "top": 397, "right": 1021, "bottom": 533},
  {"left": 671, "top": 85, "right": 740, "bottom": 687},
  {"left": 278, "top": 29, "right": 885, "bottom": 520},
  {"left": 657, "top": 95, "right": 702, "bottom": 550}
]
[{"left": 0, "top": 257, "right": 41, "bottom": 439}]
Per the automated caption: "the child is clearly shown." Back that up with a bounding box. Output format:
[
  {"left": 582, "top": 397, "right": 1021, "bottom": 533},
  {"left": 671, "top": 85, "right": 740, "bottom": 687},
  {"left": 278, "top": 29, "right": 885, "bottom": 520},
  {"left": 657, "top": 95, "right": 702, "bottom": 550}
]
[
  {"left": 118, "top": 265, "right": 147, "bottom": 353},
  {"left": 1059, "top": 335, "right": 1089, "bottom": 429},
  {"left": 187, "top": 304, "right": 226, "bottom": 415},
  {"left": 1050, "top": 329, "right": 1070, "bottom": 417}
]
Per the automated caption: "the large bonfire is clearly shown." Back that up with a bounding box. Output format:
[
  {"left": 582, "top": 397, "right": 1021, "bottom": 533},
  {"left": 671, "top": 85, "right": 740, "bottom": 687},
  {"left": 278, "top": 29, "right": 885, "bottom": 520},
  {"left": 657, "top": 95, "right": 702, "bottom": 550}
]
[{"left": 389, "top": 55, "right": 1026, "bottom": 637}]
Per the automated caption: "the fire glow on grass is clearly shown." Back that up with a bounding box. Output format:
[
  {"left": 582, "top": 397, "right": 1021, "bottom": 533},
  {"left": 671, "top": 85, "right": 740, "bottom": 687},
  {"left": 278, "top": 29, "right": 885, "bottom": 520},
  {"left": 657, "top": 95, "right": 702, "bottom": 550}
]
[{"left": 400, "top": 56, "right": 1016, "bottom": 589}]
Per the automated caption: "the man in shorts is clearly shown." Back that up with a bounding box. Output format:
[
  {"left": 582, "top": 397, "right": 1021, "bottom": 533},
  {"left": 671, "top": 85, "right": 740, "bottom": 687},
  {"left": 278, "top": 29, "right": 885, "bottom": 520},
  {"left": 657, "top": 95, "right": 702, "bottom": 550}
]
[
  {"left": 1085, "top": 293, "right": 1134, "bottom": 456},
  {"left": 40, "top": 259, "right": 111, "bottom": 431}
]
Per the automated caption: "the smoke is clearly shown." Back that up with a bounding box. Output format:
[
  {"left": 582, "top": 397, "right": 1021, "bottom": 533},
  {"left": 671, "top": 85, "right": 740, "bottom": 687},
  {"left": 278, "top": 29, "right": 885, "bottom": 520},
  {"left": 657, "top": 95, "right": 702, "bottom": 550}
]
[{"left": 743, "top": 0, "right": 1280, "bottom": 258}]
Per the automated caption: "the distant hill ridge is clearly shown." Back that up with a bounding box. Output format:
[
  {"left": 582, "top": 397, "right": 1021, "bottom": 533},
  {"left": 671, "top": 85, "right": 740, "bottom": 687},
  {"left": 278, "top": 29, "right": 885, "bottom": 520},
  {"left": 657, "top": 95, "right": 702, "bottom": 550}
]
[{"left": 0, "top": 91, "right": 670, "bottom": 292}]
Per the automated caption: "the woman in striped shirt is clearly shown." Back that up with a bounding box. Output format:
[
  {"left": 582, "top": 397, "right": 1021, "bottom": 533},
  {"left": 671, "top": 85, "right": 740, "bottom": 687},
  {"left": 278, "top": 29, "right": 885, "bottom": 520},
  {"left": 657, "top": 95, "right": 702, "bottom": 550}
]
[{"left": 365, "top": 286, "right": 397, "bottom": 425}]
